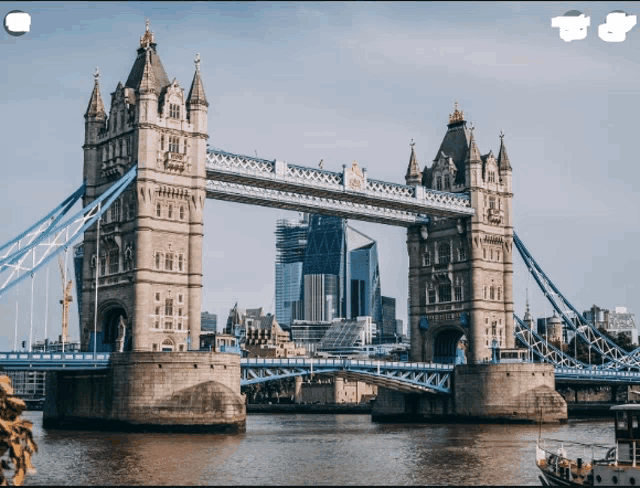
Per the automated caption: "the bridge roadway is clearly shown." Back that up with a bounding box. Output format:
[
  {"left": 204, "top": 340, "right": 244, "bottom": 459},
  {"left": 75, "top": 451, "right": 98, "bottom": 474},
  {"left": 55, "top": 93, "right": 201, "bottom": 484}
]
[
  {"left": 205, "top": 149, "right": 475, "bottom": 226},
  {"left": 3, "top": 353, "right": 640, "bottom": 393}
]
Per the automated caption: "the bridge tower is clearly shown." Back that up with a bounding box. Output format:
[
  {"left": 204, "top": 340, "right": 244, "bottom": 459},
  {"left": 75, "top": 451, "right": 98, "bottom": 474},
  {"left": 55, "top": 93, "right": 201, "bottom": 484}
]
[
  {"left": 81, "top": 21, "right": 208, "bottom": 353},
  {"left": 405, "top": 103, "right": 514, "bottom": 364}
]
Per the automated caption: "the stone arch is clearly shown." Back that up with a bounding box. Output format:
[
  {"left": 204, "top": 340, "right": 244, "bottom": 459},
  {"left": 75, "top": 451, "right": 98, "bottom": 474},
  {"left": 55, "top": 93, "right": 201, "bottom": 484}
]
[
  {"left": 161, "top": 337, "right": 174, "bottom": 352},
  {"left": 95, "top": 300, "right": 131, "bottom": 352},
  {"left": 431, "top": 325, "right": 466, "bottom": 364}
]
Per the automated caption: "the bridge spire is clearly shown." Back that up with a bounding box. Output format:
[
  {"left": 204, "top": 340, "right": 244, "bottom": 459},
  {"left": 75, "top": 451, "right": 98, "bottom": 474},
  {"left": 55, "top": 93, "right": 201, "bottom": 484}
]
[
  {"left": 497, "top": 129, "right": 512, "bottom": 171},
  {"left": 138, "top": 45, "right": 158, "bottom": 95},
  {"left": 405, "top": 138, "right": 422, "bottom": 186},
  {"left": 187, "top": 53, "right": 209, "bottom": 108},
  {"left": 466, "top": 123, "right": 481, "bottom": 163},
  {"left": 84, "top": 67, "right": 106, "bottom": 119}
]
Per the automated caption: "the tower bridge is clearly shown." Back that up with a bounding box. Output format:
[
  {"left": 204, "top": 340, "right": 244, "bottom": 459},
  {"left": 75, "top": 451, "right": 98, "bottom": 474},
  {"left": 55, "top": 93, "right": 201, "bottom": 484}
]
[{"left": 0, "top": 22, "right": 637, "bottom": 430}]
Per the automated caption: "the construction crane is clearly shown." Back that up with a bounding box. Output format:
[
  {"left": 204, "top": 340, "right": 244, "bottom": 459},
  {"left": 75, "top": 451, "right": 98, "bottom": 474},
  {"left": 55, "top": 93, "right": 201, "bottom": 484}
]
[{"left": 58, "top": 255, "right": 73, "bottom": 344}]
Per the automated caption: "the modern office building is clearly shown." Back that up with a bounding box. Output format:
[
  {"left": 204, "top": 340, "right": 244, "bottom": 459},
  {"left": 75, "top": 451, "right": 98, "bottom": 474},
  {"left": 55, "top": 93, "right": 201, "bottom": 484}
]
[
  {"left": 275, "top": 216, "right": 310, "bottom": 329},
  {"left": 201, "top": 311, "right": 217, "bottom": 332},
  {"left": 583, "top": 304, "right": 638, "bottom": 344},
  {"left": 381, "top": 296, "right": 397, "bottom": 343}
]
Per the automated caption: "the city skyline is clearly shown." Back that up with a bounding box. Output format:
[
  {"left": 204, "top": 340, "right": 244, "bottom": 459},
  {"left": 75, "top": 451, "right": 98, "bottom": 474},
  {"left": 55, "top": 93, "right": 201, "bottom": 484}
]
[{"left": 1, "top": 2, "right": 640, "bottom": 350}]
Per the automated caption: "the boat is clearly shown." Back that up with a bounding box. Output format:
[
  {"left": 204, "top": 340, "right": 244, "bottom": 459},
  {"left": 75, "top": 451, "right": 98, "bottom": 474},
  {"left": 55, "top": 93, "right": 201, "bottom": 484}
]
[{"left": 536, "top": 404, "right": 640, "bottom": 486}]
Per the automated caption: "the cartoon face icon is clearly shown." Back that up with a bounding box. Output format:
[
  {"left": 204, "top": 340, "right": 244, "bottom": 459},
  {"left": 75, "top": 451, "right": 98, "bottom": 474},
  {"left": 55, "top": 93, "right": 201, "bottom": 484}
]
[{"left": 551, "top": 11, "right": 591, "bottom": 42}]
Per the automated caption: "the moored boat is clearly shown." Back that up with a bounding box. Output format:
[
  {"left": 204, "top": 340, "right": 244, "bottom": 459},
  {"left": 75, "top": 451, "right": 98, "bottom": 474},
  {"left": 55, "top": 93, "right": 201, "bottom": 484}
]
[{"left": 536, "top": 404, "right": 640, "bottom": 486}]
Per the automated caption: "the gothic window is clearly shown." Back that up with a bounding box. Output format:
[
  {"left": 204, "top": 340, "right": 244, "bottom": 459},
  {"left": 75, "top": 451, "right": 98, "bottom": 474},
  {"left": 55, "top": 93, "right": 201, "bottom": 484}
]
[
  {"left": 496, "top": 250, "right": 500, "bottom": 261},
  {"left": 178, "top": 254, "right": 184, "bottom": 272},
  {"left": 169, "top": 136, "right": 179, "bottom": 153},
  {"left": 127, "top": 201, "right": 135, "bottom": 220},
  {"left": 154, "top": 317, "right": 159, "bottom": 329},
  {"left": 497, "top": 287, "right": 502, "bottom": 301},
  {"left": 161, "top": 135, "right": 165, "bottom": 150},
  {"left": 156, "top": 203, "right": 161, "bottom": 218},
  {"left": 110, "top": 199, "right": 120, "bottom": 222},
  {"left": 483, "top": 248, "right": 486, "bottom": 260},
  {"left": 438, "top": 243, "right": 450, "bottom": 265},
  {"left": 162, "top": 338, "right": 174, "bottom": 350},
  {"left": 183, "top": 139, "right": 187, "bottom": 154},
  {"left": 168, "top": 204, "right": 173, "bottom": 219},
  {"left": 488, "top": 171, "right": 496, "bottom": 183},
  {"left": 436, "top": 176, "right": 442, "bottom": 191},
  {"left": 438, "top": 284, "right": 451, "bottom": 303},
  {"left": 422, "top": 252, "right": 430, "bottom": 266},
  {"left": 428, "top": 288, "right": 436, "bottom": 304},
  {"left": 489, "top": 196, "right": 496, "bottom": 209},
  {"left": 458, "top": 246, "right": 466, "bottom": 261},
  {"left": 180, "top": 206, "right": 185, "bottom": 220},
  {"left": 155, "top": 306, "right": 160, "bottom": 316},
  {"left": 444, "top": 174, "right": 450, "bottom": 189},
  {"left": 102, "top": 147, "right": 107, "bottom": 162},
  {"left": 155, "top": 292, "right": 161, "bottom": 302},
  {"left": 178, "top": 308, "right": 182, "bottom": 317},
  {"left": 454, "top": 286, "right": 463, "bottom": 301},
  {"left": 483, "top": 286, "right": 487, "bottom": 300},
  {"left": 491, "top": 321, "right": 497, "bottom": 336},
  {"left": 126, "top": 137, "right": 131, "bottom": 156},
  {"left": 100, "top": 253, "right": 106, "bottom": 276},
  {"left": 490, "top": 286, "right": 495, "bottom": 300},
  {"left": 490, "top": 249, "right": 493, "bottom": 260},
  {"left": 165, "top": 253, "right": 173, "bottom": 271},
  {"left": 164, "top": 319, "right": 173, "bottom": 330},
  {"left": 169, "top": 104, "right": 180, "bottom": 119},
  {"left": 108, "top": 249, "right": 119, "bottom": 274},
  {"left": 155, "top": 252, "right": 161, "bottom": 269},
  {"left": 165, "top": 299, "right": 173, "bottom": 317},
  {"left": 121, "top": 138, "right": 126, "bottom": 157},
  {"left": 178, "top": 294, "right": 183, "bottom": 303}
]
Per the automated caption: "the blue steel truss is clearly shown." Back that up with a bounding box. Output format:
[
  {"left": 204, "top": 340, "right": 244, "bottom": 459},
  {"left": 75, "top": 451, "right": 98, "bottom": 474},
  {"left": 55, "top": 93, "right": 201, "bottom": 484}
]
[
  {"left": 240, "top": 358, "right": 453, "bottom": 394},
  {"left": 205, "top": 148, "right": 474, "bottom": 226},
  {"left": 0, "top": 165, "right": 137, "bottom": 298},
  {"left": 513, "top": 232, "right": 640, "bottom": 371}
]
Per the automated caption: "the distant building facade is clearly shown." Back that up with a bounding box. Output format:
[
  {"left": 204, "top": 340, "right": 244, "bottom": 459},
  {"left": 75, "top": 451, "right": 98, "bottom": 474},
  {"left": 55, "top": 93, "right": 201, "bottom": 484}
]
[
  {"left": 583, "top": 304, "right": 638, "bottom": 345},
  {"left": 295, "top": 377, "right": 377, "bottom": 404},
  {"left": 201, "top": 311, "right": 217, "bottom": 332}
]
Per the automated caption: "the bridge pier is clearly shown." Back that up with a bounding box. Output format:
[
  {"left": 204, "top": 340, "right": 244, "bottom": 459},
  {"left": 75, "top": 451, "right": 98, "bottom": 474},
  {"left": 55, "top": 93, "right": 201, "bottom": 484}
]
[
  {"left": 372, "top": 363, "right": 567, "bottom": 423},
  {"left": 43, "top": 351, "right": 246, "bottom": 432}
]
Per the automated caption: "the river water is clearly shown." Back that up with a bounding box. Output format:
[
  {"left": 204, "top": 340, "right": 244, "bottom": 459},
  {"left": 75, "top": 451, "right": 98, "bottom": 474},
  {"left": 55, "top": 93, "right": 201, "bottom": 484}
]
[{"left": 22, "top": 412, "right": 612, "bottom": 486}]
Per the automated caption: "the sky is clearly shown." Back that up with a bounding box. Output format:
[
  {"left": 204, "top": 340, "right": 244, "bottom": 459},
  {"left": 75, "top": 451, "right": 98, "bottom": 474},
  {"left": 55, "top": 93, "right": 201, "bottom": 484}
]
[{"left": 1, "top": 1, "right": 639, "bottom": 350}]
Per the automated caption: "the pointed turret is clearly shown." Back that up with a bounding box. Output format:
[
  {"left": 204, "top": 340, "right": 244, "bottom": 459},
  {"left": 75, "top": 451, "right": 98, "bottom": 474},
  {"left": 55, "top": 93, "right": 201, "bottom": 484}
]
[
  {"left": 138, "top": 46, "right": 157, "bottom": 95},
  {"left": 405, "top": 138, "right": 422, "bottom": 186},
  {"left": 125, "top": 19, "right": 170, "bottom": 93},
  {"left": 187, "top": 53, "right": 209, "bottom": 107},
  {"left": 85, "top": 67, "right": 106, "bottom": 120},
  {"left": 466, "top": 123, "right": 481, "bottom": 164},
  {"left": 497, "top": 129, "right": 512, "bottom": 171}
]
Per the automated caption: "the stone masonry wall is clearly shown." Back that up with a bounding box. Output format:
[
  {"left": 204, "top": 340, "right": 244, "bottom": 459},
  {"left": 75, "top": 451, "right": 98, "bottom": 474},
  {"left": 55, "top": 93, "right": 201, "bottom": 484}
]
[{"left": 44, "top": 351, "right": 245, "bottom": 432}]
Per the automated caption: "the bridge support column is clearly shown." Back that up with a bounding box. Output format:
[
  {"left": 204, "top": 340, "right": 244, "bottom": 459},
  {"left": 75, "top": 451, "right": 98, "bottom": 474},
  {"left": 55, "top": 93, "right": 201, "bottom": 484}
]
[
  {"left": 43, "top": 351, "right": 246, "bottom": 432},
  {"left": 372, "top": 362, "right": 567, "bottom": 424}
]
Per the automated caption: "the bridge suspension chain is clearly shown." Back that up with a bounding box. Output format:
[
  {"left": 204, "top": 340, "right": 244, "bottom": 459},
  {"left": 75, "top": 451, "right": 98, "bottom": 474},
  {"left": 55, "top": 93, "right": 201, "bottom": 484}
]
[
  {"left": 513, "top": 232, "right": 640, "bottom": 371},
  {"left": 0, "top": 166, "right": 137, "bottom": 298}
]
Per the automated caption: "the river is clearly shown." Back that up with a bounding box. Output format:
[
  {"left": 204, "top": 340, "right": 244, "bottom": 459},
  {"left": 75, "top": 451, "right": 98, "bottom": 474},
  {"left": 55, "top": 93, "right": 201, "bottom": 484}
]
[{"left": 23, "top": 412, "right": 613, "bottom": 485}]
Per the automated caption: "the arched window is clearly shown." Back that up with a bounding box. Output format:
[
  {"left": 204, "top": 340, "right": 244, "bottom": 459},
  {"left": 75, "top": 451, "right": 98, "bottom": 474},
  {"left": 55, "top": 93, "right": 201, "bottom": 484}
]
[
  {"left": 156, "top": 203, "right": 161, "bottom": 217},
  {"left": 165, "top": 253, "right": 173, "bottom": 271},
  {"left": 422, "top": 252, "right": 430, "bottom": 266},
  {"left": 161, "top": 338, "right": 174, "bottom": 352},
  {"left": 436, "top": 176, "right": 442, "bottom": 191},
  {"left": 438, "top": 243, "right": 450, "bottom": 265},
  {"left": 444, "top": 174, "right": 450, "bottom": 189}
]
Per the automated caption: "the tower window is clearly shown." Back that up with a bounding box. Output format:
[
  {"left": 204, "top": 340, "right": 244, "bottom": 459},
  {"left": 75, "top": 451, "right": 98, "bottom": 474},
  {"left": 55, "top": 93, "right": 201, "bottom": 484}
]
[
  {"left": 483, "top": 248, "right": 486, "bottom": 260},
  {"left": 454, "top": 286, "right": 462, "bottom": 301},
  {"left": 490, "top": 286, "right": 495, "bottom": 300},
  {"left": 180, "top": 206, "right": 185, "bottom": 220},
  {"left": 444, "top": 174, "right": 450, "bottom": 189},
  {"left": 496, "top": 251, "right": 500, "bottom": 261},
  {"left": 165, "top": 253, "right": 173, "bottom": 271},
  {"left": 178, "top": 294, "right": 183, "bottom": 303},
  {"left": 483, "top": 286, "right": 487, "bottom": 300},
  {"left": 165, "top": 299, "right": 173, "bottom": 317},
  {"left": 423, "top": 252, "right": 430, "bottom": 266},
  {"left": 155, "top": 253, "right": 161, "bottom": 270},
  {"left": 497, "top": 287, "right": 502, "bottom": 301},
  {"left": 438, "top": 243, "right": 450, "bottom": 265},
  {"left": 168, "top": 205, "right": 173, "bottom": 219},
  {"left": 489, "top": 196, "right": 496, "bottom": 209},
  {"left": 108, "top": 249, "right": 119, "bottom": 274},
  {"left": 428, "top": 288, "right": 436, "bottom": 304},
  {"left": 161, "top": 135, "right": 165, "bottom": 150},
  {"left": 436, "top": 176, "right": 442, "bottom": 191},
  {"left": 156, "top": 203, "right": 161, "bottom": 217},
  {"left": 110, "top": 199, "right": 121, "bottom": 222},
  {"left": 458, "top": 246, "right": 466, "bottom": 261},
  {"left": 183, "top": 139, "right": 187, "bottom": 154},
  {"left": 169, "top": 136, "right": 179, "bottom": 153},
  {"left": 438, "top": 284, "right": 451, "bottom": 303},
  {"left": 178, "top": 254, "right": 184, "bottom": 272},
  {"left": 100, "top": 253, "right": 106, "bottom": 277},
  {"left": 488, "top": 171, "right": 496, "bottom": 183},
  {"left": 169, "top": 104, "right": 180, "bottom": 119},
  {"left": 127, "top": 201, "right": 135, "bottom": 220}
]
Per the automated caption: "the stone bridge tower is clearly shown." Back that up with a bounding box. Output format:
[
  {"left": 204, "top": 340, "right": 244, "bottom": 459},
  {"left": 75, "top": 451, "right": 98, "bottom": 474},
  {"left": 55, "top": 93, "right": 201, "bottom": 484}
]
[
  {"left": 405, "top": 103, "right": 514, "bottom": 364},
  {"left": 81, "top": 21, "right": 209, "bottom": 353}
]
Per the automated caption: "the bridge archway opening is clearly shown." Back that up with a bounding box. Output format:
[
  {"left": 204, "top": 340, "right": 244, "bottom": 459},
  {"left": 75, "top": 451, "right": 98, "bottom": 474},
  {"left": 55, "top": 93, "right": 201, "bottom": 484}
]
[
  {"left": 433, "top": 329, "right": 466, "bottom": 364},
  {"left": 95, "top": 304, "right": 130, "bottom": 352}
]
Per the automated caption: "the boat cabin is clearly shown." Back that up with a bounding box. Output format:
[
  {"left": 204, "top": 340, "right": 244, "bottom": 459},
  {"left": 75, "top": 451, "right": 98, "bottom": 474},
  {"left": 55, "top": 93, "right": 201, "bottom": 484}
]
[{"left": 612, "top": 404, "right": 640, "bottom": 465}]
